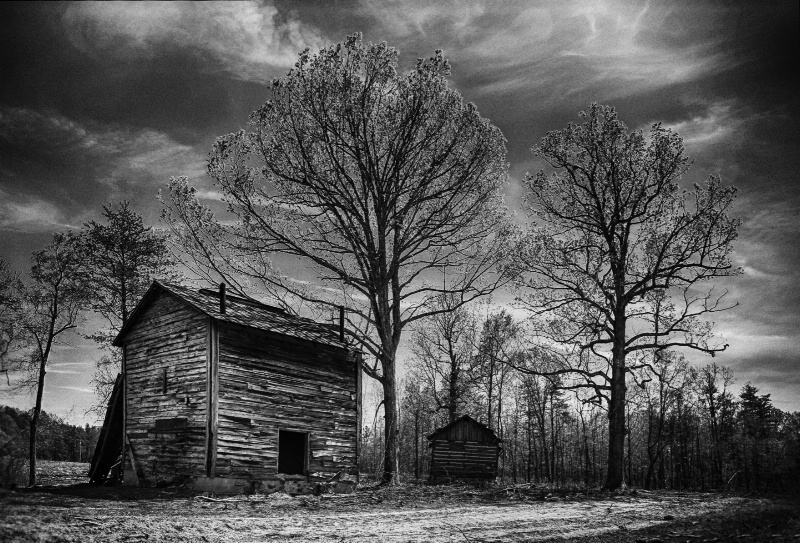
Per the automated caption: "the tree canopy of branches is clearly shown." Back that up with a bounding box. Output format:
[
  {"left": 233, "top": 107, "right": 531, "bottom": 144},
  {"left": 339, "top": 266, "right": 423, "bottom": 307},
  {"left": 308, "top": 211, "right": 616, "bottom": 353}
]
[
  {"left": 516, "top": 104, "right": 740, "bottom": 490},
  {"left": 409, "top": 294, "right": 480, "bottom": 424},
  {"left": 80, "top": 201, "right": 176, "bottom": 406},
  {"left": 163, "top": 35, "right": 513, "bottom": 483},
  {"left": 14, "top": 233, "right": 91, "bottom": 486},
  {"left": 475, "top": 310, "right": 520, "bottom": 431}
]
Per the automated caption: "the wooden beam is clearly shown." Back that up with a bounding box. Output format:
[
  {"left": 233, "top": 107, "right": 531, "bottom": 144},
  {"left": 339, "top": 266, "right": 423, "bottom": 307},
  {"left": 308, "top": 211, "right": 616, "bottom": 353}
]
[
  {"left": 122, "top": 345, "right": 127, "bottom": 481},
  {"left": 125, "top": 435, "right": 140, "bottom": 485},
  {"left": 205, "top": 317, "right": 219, "bottom": 477}
]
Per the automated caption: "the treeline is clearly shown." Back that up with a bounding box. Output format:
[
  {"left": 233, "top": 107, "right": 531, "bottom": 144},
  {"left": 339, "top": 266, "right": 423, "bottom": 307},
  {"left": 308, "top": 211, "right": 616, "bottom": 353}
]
[
  {"left": 359, "top": 309, "right": 800, "bottom": 493},
  {"left": 0, "top": 405, "right": 100, "bottom": 463}
]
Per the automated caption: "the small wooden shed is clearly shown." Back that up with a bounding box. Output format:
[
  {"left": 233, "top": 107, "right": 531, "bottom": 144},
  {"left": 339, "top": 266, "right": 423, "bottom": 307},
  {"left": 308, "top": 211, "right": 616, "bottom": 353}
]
[
  {"left": 427, "top": 415, "right": 501, "bottom": 484},
  {"left": 95, "top": 281, "right": 361, "bottom": 494}
]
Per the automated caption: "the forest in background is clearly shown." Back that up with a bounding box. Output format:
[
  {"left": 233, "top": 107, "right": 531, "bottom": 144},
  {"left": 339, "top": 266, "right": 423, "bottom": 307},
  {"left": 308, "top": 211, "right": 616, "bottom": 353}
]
[
  {"left": 0, "top": 405, "right": 99, "bottom": 463},
  {"left": 359, "top": 309, "right": 800, "bottom": 493}
]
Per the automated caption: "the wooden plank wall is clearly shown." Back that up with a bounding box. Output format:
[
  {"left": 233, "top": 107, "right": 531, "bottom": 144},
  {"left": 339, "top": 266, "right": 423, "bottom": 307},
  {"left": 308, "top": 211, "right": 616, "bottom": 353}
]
[
  {"left": 429, "top": 440, "right": 499, "bottom": 481},
  {"left": 215, "top": 322, "right": 358, "bottom": 482},
  {"left": 124, "top": 291, "right": 208, "bottom": 483}
]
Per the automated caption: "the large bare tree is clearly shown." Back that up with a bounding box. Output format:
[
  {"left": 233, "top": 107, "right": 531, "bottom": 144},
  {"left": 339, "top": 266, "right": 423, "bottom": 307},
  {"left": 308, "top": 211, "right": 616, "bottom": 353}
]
[
  {"left": 516, "top": 104, "right": 740, "bottom": 490},
  {"left": 163, "top": 35, "right": 513, "bottom": 483}
]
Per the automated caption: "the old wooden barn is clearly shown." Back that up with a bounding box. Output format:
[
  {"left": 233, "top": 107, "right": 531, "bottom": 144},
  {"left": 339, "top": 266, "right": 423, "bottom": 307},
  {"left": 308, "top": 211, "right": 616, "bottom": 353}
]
[
  {"left": 91, "top": 281, "right": 361, "bottom": 494},
  {"left": 427, "top": 415, "right": 501, "bottom": 484}
]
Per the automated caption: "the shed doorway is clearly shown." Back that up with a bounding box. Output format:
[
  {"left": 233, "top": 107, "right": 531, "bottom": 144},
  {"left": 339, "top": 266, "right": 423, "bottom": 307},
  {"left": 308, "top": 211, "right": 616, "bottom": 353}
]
[{"left": 278, "top": 430, "right": 308, "bottom": 475}]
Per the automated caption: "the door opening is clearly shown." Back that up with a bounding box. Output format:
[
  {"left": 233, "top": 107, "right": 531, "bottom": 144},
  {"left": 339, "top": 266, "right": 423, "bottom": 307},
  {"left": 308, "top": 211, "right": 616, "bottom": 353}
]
[{"left": 278, "top": 430, "right": 307, "bottom": 475}]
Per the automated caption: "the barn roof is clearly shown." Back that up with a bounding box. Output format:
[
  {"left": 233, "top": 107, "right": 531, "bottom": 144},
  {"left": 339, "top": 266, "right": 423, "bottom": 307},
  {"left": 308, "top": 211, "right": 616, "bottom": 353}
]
[
  {"left": 427, "top": 414, "right": 502, "bottom": 443},
  {"left": 113, "top": 281, "right": 349, "bottom": 350}
]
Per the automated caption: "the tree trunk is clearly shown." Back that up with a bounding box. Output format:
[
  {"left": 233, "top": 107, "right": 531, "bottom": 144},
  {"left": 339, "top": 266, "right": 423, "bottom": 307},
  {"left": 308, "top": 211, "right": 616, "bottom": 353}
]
[
  {"left": 448, "top": 360, "right": 458, "bottom": 424},
  {"left": 29, "top": 348, "right": 49, "bottom": 486},
  {"left": 486, "top": 356, "right": 494, "bottom": 429},
  {"left": 626, "top": 402, "right": 633, "bottom": 485},
  {"left": 381, "top": 353, "right": 399, "bottom": 484},
  {"left": 414, "top": 412, "right": 420, "bottom": 480},
  {"left": 581, "top": 410, "right": 591, "bottom": 487},
  {"left": 604, "top": 326, "right": 627, "bottom": 490},
  {"left": 526, "top": 412, "right": 532, "bottom": 483}
]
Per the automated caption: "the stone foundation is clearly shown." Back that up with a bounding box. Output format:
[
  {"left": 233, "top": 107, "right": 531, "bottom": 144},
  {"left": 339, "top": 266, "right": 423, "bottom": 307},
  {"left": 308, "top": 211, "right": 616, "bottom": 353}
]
[{"left": 128, "top": 472, "right": 357, "bottom": 495}]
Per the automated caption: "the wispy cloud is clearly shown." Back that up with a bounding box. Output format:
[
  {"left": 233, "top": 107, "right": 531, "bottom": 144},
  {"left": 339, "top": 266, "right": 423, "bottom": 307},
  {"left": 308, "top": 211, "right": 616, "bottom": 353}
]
[
  {"left": 663, "top": 103, "right": 745, "bottom": 148},
  {"left": 360, "top": 0, "right": 734, "bottom": 104},
  {"left": 0, "top": 188, "right": 73, "bottom": 232},
  {"left": 61, "top": 1, "right": 326, "bottom": 83},
  {"left": 56, "top": 386, "right": 94, "bottom": 394}
]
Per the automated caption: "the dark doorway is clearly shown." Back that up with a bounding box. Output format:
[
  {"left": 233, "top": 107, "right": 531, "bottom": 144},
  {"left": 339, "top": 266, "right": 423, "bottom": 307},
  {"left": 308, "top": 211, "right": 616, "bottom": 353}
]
[{"left": 278, "top": 430, "right": 307, "bottom": 475}]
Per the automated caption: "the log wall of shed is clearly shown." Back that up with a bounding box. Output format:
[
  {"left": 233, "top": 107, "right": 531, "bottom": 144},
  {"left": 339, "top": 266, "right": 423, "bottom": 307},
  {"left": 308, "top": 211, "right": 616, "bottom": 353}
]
[
  {"left": 215, "top": 322, "right": 358, "bottom": 482},
  {"left": 123, "top": 291, "right": 208, "bottom": 483},
  {"left": 429, "top": 439, "right": 500, "bottom": 481}
]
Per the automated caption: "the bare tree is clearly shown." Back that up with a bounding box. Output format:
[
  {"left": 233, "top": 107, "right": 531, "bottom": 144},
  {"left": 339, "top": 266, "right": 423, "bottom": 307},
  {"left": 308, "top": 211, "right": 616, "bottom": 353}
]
[
  {"left": 163, "top": 35, "right": 513, "bottom": 483},
  {"left": 692, "top": 362, "right": 735, "bottom": 487},
  {"left": 637, "top": 350, "right": 690, "bottom": 489},
  {"left": 475, "top": 310, "right": 519, "bottom": 430},
  {"left": 14, "top": 233, "right": 90, "bottom": 486},
  {"left": 408, "top": 294, "right": 480, "bottom": 424},
  {"left": 516, "top": 104, "right": 740, "bottom": 489}
]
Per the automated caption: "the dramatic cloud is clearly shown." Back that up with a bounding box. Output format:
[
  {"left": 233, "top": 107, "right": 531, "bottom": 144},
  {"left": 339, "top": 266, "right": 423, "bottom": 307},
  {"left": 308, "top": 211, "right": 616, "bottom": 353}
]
[
  {"left": 61, "top": 1, "right": 326, "bottom": 83},
  {"left": 0, "top": 1, "right": 797, "bottom": 421},
  {"left": 0, "top": 107, "right": 207, "bottom": 230}
]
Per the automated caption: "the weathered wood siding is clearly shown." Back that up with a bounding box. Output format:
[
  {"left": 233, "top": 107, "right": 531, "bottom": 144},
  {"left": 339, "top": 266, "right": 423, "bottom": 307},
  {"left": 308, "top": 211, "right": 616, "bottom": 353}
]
[
  {"left": 215, "top": 322, "right": 358, "bottom": 482},
  {"left": 123, "top": 291, "right": 208, "bottom": 483},
  {"left": 429, "top": 439, "right": 499, "bottom": 482}
]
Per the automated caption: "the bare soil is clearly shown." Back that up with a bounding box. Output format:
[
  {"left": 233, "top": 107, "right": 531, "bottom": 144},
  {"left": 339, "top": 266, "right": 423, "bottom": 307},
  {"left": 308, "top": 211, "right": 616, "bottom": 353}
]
[{"left": 1, "top": 462, "right": 798, "bottom": 542}]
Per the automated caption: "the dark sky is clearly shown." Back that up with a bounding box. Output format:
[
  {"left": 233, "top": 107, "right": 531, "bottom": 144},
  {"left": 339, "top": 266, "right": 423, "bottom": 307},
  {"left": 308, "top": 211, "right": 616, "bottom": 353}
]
[{"left": 1, "top": 1, "right": 798, "bottom": 422}]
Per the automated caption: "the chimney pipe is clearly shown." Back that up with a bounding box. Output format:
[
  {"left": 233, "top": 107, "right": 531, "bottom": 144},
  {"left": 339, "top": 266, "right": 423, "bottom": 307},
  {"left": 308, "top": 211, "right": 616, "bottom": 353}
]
[
  {"left": 219, "top": 283, "right": 226, "bottom": 314},
  {"left": 339, "top": 305, "right": 345, "bottom": 342}
]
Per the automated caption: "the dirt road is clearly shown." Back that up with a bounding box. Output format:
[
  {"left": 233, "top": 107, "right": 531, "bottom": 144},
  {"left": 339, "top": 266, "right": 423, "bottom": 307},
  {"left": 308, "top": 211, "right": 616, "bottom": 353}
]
[
  {"left": 2, "top": 485, "right": 798, "bottom": 542},
  {"left": 2, "top": 463, "right": 798, "bottom": 542}
]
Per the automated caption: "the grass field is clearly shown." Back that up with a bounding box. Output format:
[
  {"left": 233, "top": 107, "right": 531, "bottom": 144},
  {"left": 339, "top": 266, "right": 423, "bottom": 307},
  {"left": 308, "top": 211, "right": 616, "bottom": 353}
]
[{"left": 1, "top": 461, "right": 798, "bottom": 542}]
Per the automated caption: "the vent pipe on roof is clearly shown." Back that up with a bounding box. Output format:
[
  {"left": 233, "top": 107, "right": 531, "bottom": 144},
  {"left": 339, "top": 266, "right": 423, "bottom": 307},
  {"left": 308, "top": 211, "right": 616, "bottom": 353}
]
[
  {"left": 219, "top": 283, "right": 226, "bottom": 314},
  {"left": 339, "top": 305, "right": 345, "bottom": 343}
]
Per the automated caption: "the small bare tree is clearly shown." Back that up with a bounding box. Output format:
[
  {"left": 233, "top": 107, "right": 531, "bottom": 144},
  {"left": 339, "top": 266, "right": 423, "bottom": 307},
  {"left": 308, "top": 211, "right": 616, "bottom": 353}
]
[
  {"left": 14, "top": 233, "right": 90, "bottom": 486},
  {"left": 408, "top": 294, "right": 481, "bottom": 424},
  {"left": 516, "top": 104, "right": 740, "bottom": 490},
  {"left": 163, "top": 35, "right": 514, "bottom": 483}
]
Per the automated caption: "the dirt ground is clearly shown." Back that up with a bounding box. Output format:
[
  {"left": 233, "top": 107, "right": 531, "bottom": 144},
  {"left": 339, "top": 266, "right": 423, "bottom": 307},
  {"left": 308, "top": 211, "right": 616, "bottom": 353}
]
[{"left": 1, "top": 462, "right": 798, "bottom": 542}]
